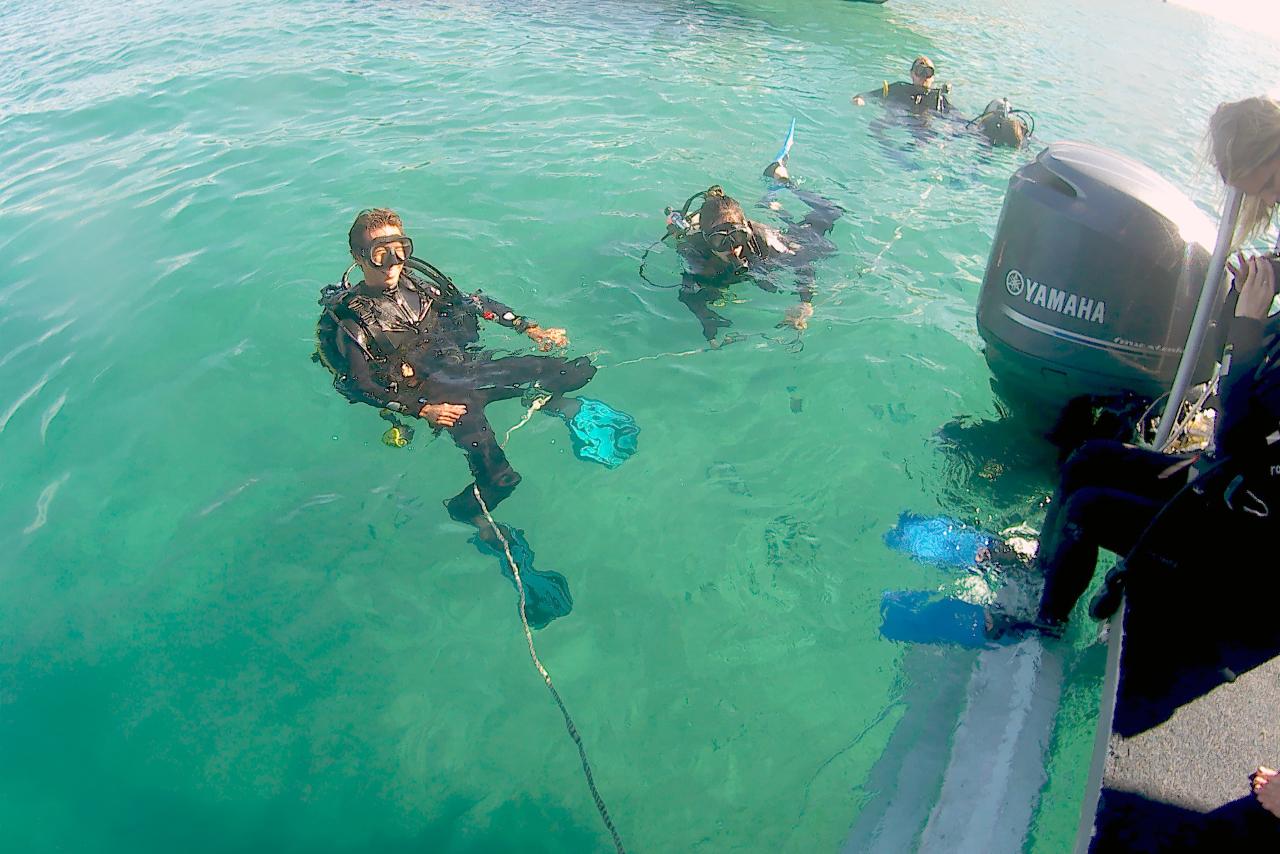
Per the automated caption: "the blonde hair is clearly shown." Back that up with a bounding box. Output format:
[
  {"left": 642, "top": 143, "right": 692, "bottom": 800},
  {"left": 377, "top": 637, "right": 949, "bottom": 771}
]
[{"left": 1208, "top": 97, "right": 1280, "bottom": 245}]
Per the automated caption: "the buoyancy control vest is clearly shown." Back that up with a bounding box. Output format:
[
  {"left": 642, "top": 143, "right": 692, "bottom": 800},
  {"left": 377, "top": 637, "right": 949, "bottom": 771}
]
[{"left": 314, "top": 258, "right": 471, "bottom": 406}]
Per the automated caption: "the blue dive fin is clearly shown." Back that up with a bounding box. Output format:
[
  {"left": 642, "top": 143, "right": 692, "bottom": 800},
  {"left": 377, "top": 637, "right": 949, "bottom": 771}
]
[
  {"left": 773, "top": 117, "right": 797, "bottom": 164},
  {"left": 470, "top": 526, "right": 573, "bottom": 630},
  {"left": 883, "top": 511, "right": 996, "bottom": 571},
  {"left": 562, "top": 397, "right": 639, "bottom": 469},
  {"left": 879, "top": 590, "right": 997, "bottom": 649}
]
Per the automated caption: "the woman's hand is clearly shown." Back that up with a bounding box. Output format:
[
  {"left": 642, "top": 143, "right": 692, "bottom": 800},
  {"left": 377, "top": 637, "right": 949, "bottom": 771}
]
[
  {"left": 527, "top": 325, "right": 569, "bottom": 351},
  {"left": 1252, "top": 766, "right": 1280, "bottom": 818},
  {"left": 418, "top": 402, "right": 467, "bottom": 428},
  {"left": 1229, "top": 254, "right": 1277, "bottom": 320}
]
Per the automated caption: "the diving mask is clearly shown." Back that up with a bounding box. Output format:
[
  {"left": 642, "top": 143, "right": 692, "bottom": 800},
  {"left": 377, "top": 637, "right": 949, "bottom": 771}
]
[{"left": 360, "top": 235, "right": 414, "bottom": 269}]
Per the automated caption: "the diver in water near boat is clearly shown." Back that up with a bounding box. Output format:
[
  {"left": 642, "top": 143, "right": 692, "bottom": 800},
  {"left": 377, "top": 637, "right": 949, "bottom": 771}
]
[
  {"left": 852, "top": 55, "right": 953, "bottom": 114},
  {"left": 314, "top": 208, "right": 638, "bottom": 628},
  {"left": 645, "top": 122, "right": 843, "bottom": 346}
]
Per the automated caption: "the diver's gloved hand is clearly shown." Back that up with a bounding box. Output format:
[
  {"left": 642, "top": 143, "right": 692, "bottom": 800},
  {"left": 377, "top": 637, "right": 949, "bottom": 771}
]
[
  {"left": 559, "top": 397, "right": 639, "bottom": 469},
  {"left": 1088, "top": 565, "right": 1128, "bottom": 621},
  {"left": 470, "top": 526, "right": 573, "bottom": 630}
]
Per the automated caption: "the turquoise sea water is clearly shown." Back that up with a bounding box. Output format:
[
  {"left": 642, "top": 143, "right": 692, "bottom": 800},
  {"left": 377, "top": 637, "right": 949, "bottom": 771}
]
[{"left": 1, "top": 1, "right": 1274, "bottom": 851}]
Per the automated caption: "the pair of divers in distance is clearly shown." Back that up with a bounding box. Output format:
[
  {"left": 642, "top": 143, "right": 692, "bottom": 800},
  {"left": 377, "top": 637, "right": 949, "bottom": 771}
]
[
  {"left": 314, "top": 68, "right": 1038, "bottom": 633},
  {"left": 854, "top": 56, "right": 1037, "bottom": 178}
]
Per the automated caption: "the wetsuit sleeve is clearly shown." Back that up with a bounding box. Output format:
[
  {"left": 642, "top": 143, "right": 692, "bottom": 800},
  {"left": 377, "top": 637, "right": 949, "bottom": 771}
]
[
  {"left": 1215, "top": 318, "right": 1275, "bottom": 458},
  {"left": 752, "top": 211, "right": 830, "bottom": 305},
  {"left": 857, "top": 83, "right": 890, "bottom": 101},
  {"left": 747, "top": 260, "right": 814, "bottom": 303},
  {"left": 328, "top": 315, "right": 424, "bottom": 414},
  {"left": 462, "top": 290, "right": 537, "bottom": 332},
  {"left": 678, "top": 274, "right": 731, "bottom": 341},
  {"left": 781, "top": 185, "right": 843, "bottom": 237},
  {"left": 793, "top": 274, "right": 816, "bottom": 304}
]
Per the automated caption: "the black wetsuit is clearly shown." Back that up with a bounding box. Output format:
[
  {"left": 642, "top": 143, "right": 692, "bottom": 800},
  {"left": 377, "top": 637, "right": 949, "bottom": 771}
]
[
  {"left": 676, "top": 183, "right": 843, "bottom": 342},
  {"left": 1035, "top": 314, "right": 1280, "bottom": 627},
  {"left": 858, "top": 81, "right": 953, "bottom": 114},
  {"left": 316, "top": 266, "right": 596, "bottom": 523}
]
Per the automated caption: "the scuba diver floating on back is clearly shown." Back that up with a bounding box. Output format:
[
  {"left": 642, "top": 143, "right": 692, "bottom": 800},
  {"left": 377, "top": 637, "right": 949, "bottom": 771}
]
[
  {"left": 315, "top": 208, "right": 638, "bottom": 629},
  {"left": 643, "top": 123, "right": 844, "bottom": 346}
]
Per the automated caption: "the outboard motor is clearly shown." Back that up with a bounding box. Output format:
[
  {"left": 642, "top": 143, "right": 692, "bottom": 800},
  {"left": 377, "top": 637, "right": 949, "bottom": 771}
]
[{"left": 978, "top": 141, "right": 1224, "bottom": 427}]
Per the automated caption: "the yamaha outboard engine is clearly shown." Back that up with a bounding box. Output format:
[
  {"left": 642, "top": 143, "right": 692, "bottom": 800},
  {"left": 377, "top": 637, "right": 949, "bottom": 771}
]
[{"left": 978, "top": 141, "right": 1224, "bottom": 429}]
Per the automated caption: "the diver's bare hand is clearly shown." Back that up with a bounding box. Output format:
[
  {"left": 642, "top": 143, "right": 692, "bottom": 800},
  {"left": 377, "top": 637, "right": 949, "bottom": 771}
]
[
  {"left": 419, "top": 402, "right": 467, "bottom": 428},
  {"left": 779, "top": 303, "right": 814, "bottom": 330},
  {"left": 852, "top": 95, "right": 866, "bottom": 106},
  {"left": 1232, "top": 255, "right": 1277, "bottom": 320},
  {"left": 527, "top": 325, "right": 569, "bottom": 351}
]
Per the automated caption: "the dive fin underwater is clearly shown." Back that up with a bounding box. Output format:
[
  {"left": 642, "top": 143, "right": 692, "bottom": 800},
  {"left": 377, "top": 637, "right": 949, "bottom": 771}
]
[
  {"left": 469, "top": 525, "right": 573, "bottom": 630},
  {"left": 879, "top": 512, "right": 1028, "bottom": 648}
]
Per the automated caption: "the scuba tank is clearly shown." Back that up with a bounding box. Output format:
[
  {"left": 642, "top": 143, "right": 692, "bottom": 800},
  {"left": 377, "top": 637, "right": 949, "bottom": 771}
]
[{"left": 969, "top": 98, "right": 1036, "bottom": 143}]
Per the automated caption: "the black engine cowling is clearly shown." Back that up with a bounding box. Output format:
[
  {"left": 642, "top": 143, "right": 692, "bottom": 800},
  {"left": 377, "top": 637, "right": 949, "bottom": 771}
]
[{"left": 977, "top": 141, "right": 1226, "bottom": 427}]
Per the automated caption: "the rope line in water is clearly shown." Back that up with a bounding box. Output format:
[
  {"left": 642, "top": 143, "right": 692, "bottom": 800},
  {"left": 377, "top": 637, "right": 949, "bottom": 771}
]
[
  {"left": 600, "top": 329, "right": 803, "bottom": 369},
  {"left": 470, "top": 486, "right": 627, "bottom": 854},
  {"left": 822, "top": 183, "right": 935, "bottom": 307},
  {"left": 500, "top": 391, "right": 550, "bottom": 448}
]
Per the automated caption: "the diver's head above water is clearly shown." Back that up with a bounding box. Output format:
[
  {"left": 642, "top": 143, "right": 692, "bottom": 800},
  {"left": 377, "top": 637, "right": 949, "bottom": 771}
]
[
  {"left": 910, "top": 55, "right": 936, "bottom": 90},
  {"left": 694, "top": 189, "right": 757, "bottom": 273},
  {"left": 348, "top": 207, "right": 413, "bottom": 292}
]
